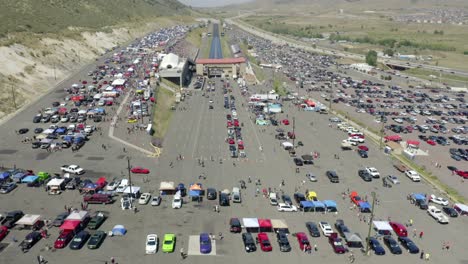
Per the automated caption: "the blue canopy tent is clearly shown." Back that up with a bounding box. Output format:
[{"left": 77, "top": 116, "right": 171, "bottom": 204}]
[
  {"left": 0, "top": 173, "right": 10, "bottom": 181},
  {"left": 323, "top": 200, "right": 338, "bottom": 212},
  {"left": 358, "top": 201, "right": 372, "bottom": 213},
  {"left": 111, "top": 225, "right": 127, "bottom": 236},
  {"left": 312, "top": 201, "right": 326, "bottom": 212},
  {"left": 22, "top": 175, "right": 39, "bottom": 183},
  {"left": 300, "top": 201, "right": 315, "bottom": 212},
  {"left": 63, "top": 136, "right": 74, "bottom": 142},
  {"left": 412, "top": 193, "right": 426, "bottom": 201}
]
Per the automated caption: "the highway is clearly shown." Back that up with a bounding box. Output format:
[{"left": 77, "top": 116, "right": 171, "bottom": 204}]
[
  {"left": 227, "top": 16, "right": 468, "bottom": 79},
  {"left": 209, "top": 23, "right": 223, "bottom": 59}
]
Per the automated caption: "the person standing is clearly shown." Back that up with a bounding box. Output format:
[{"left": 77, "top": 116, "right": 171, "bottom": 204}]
[
  {"left": 419, "top": 231, "right": 424, "bottom": 239},
  {"left": 420, "top": 250, "right": 424, "bottom": 259}
]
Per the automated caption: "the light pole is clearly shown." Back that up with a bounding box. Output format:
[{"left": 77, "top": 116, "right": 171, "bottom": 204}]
[
  {"left": 379, "top": 115, "right": 386, "bottom": 150},
  {"left": 292, "top": 117, "right": 296, "bottom": 147},
  {"left": 365, "top": 191, "right": 376, "bottom": 255},
  {"left": 127, "top": 156, "right": 133, "bottom": 201}
]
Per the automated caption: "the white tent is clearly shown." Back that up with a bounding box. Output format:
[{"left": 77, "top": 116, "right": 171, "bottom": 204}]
[
  {"left": 281, "top": 142, "right": 293, "bottom": 148},
  {"left": 16, "top": 214, "right": 41, "bottom": 226},
  {"left": 159, "top": 182, "right": 175, "bottom": 191},
  {"left": 111, "top": 79, "right": 126, "bottom": 86},
  {"left": 66, "top": 211, "right": 89, "bottom": 221},
  {"left": 123, "top": 186, "right": 141, "bottom": 194},
  {"left": 47, "top": 178, "right": 64, "bottom": 187},
  {"left": 243, "top": 218, "right": 259, "bottom": 232},
  {"left": 271, "top": 219, "right": 289, "bottom": 233},
  {"left": 373, "top": 221, "right": 393, "bottom": 234}
]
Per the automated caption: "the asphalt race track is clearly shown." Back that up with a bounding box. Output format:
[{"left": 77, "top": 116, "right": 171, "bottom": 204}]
[{"left": 209, "top": 24, "right": 223, "bottom": 59}]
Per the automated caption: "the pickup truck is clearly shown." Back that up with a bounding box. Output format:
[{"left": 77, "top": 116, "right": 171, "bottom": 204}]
[
  {"left": 341, "top": 140, "right": 353, "bottom": 150},
  {"left": 365, "top": 167, "right": 380, "bottom": 178},
  {"left": 427, "top": 205, "right": 449, "bottom": 224},
  {"left": 393, "top": 164, "right": 409, "bottom": 173},
  {"left": 60, "top": 165, "right": 85, "bottom": 175}
]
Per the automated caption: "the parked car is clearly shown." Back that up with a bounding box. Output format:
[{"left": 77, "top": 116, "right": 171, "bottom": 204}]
[
  {"left": 383, "top": 235, "right": 402, "bottom": 254},
  {"left": 87, "top": 231, "right": 106, "bottom": 249},
  {"left": 276, "top": 232, "right": 291, "bottom": 252},
  {"left": 19, "top": 231, "right": 42, "bottom": 251},
  {"left": 52, "top": 212, "right": 70, "bottom": 227},
  {"left": 151, "top": 196, "right": 162, "bottom": 206},
  {"left": 442, "top": 207, "right": 458, "bottom": 217},
  {"left": 326, "top": 171, "right": 339, "bottom": 183},
  {"left": 257, "top": 233, "right": 272, "bottom": 252},
  {"left": 329, "top": 233, "right": 347, "bottom": 254},
  {"left": 305, "top": 222, "right": 320, "bottom": 237},
  {"left": 0, "top": 183, "right": 17, "bottom": 194},
  {"left": 87, "top": 212, "right": 106, "bottom": 230},
  {"left": 242, "top": 233, "right": 256, "bottom": 252},
  {"left": 358, "top": 170, "right": 372, "bottom": 182},
  {"left": 389, "top": 222, "right": 408, "bottom": 237},
  {"left": 69, "top": 230, "right": 90, "bottom": 250},
  {"left": 162, "top": 233, "right": 176, "bottom": 253},
  {"left": 319, "top": 222, "right": 334, "bottom": 237},
  {"left": 229, "top": 218, "right": 242, "bottom": 233},
  {"left": 398, "top": 237, "right": 419, "bottom": 254},
  {"left": 130, "top": 167, "right": 150, "bottom": 174},
  {"left": 199, "top": 233, "right": 212, "bottom": 254},
  {"left": 367, "top": 237, "right": 386, "bottom": 255},
  {"left": 386, "top": 175, "right": 400, "bottom": 184},
  {"left": 54, "top": 230, "right": 74, "bottom": 249},
  {"left": 145, "top": 234, "right": 158, "bottom": 254},
  {"left": 295, "top": 232, "right": 311, "bottom": 251}
]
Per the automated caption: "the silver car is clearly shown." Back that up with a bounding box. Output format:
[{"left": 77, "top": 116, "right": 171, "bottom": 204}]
[
  {"left": 386, "top": 175, "right": 400, "bottom": 184},
  {"left": 306, "top": 173, "right": 317, "bottom": 182}
]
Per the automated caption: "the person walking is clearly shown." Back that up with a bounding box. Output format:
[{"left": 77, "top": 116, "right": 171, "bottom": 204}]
[
  {"left": 420, "top": 250, "right": 424, "bottom": 259},
  {"left": 180, "top": 247, "right": 185, "bottom": 259},
  {"left": 419, "top": 231, "right": 424, "bottom": 239}
]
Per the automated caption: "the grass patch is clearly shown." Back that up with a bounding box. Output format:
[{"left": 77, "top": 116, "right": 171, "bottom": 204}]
[
  {"left": 251, "top": 64, "right": 266, "bottom": 82},
  {"left": 405, "top": 68, "right": 468, "bottom": 87},
  {"left": 161, "top": 78, "right": 179, "bottom": 91},
  {"left": 396, "top": 154, "right": 466, "bottom": 203},
  {"left": 152, "top": 87, "right": 175, "bottom": 139},
  {"left": 185, "top": 27, "right": 204, "bottom": 48}
]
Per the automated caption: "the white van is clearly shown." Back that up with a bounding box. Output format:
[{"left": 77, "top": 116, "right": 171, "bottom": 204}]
[
  {"left": 232, "top": 187, "right": 241, "bottom": 203},
  {"left": 269, "top": 192, "right": 278, "bottom": 205}
]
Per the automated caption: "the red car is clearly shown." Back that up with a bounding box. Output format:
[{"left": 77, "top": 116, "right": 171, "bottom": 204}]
[
  {"left": 282, "top": 119, "right": 290, "bottom": 125},
  {"left": 227, "top": 121, "right": 233, "bottom": 127},
  {"left": 389, "top": 222, "right": 407, "bottom": 237},
  {"left": 130, "top": 167, "right": 150, "bottom": 174},
  {"left": 455, "top": 170, "right": 468, "bottom": 179},
  {"left": 358, "top": 145, "right": 369, "bottom": 151},
  {"left": 0, "top": 226, "right": 8, "bottom": 241},
  {"left": 287, "top": 132, "right": 296, "bottom": 139},
  {"left": 234, "top": 120, "right": 239, "bottom": 127},
  {"left": 349, "top": 191, "right": 363, "bottom": 206},
  {"left": 228, "top": 138, "right": 235, "bottom": 145},
  {"left": 54, "top": 230, "right": 74, "bottom": 249},
  {"left": 329, "top": 233, "right": 347, "bottom": 254},
  {"left": 257, "top": 233, "right": 272, "bottom": 252},
  {"left": 350, "top": 134, "right": 365, "bottom": 139},
  {"left": 426, "top": 140, "right": 436, "bottom": 146},
  {"left": 296, "top": 232, "right": 311, "bottom": 251}
]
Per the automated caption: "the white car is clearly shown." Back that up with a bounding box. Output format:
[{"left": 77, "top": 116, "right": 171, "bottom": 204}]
[
  {"left": 319, "top": 221, "right": 334, "bottom": 237},
  {"left": 60, "top": 116, "right": 69, "bottom": 123},
  {"left": 405, "top": 170, "right": 421, "bottom": 182},
  {"left": 116, "top": 179, "right": 129, "bottom": 193},
  {"left": 151, "top": 196, "right": 161, "bottom": 206},
  {"left": 172, "top": 195, "right": 182, "bottom": 209},
  {"left": 139, "top": 193, "right": 151, "bottom": 205},
  {"left": 145, "top": 234, "right": 158, "bottom": 254},
  {"left": 306, "top": 173, "right": 317, "bottom": 182},
  {"left": 429, "top": 194, "right": 449, "bottom": 206},
  {"left": 60, "top": 165, "right": 85, "bottom": 175},
  {"left": 232, "top": 111, "right": 237, "bottom": 116},
  {"left": 427, "top": 206, "right": 449, "bottom": 224},
  {"left": 348, "top": 136, "right": 365, "bottom": 143},
  {"left": 106, "top": 180, "right": 120, "bottom": 191},
  {"left": 365, "top": 167, "right": 380, "bottom": 178},
  {"left": 386, "top": 175, "right": 400, "bottom": 184},
  {"left": 84, "top": 125, "right": 95, "bottom": 133},
  {"left": 277, "top": 203, "right": 298, "bottom": 212}
]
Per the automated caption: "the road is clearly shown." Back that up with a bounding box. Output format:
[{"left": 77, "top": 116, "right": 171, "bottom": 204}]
[
  {"left": 226, "top": 16, "right": 468, "bottom": 78},
  {"left": 209, "top": 24, "right": 223, "bottom": 59}
]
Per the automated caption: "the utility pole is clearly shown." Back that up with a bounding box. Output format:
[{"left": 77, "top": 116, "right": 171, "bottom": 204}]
[
  {"left": 53, "top": 63, "right": 57, "bottom": 80},
  {"left": 127, "top": 156, "right": 133, "bottom": 201},
  {"left": 292, "top": 117, "right": 296, "bottom": 147},
  {"left": 365, "top": 191, "right": 376, "bottom": 255},
  {"left": 11, "top": 85, "right": 17, "bottom": 110},
  {"left": 379, "top": 115, "right": 385, "bottom": 150}
]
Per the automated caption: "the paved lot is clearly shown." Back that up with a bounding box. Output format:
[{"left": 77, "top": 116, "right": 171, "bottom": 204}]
[{"left": 0, "top": 31, "right": 467, "bottom": 264}]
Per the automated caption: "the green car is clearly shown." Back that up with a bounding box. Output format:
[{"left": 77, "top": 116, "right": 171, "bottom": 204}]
[
  {"left": 162, "top": 233, "right": 176, "bottom": 253},
  {"left": 87, "top": 231, "right": 106, "bottom": 249},
  {"left": 88, "top": 212, "right": 106, "bottom": 230}
]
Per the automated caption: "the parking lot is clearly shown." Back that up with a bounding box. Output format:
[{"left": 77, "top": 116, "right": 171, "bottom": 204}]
[{"left": 0, "top": 25, "right": 467, "bottom": 264}]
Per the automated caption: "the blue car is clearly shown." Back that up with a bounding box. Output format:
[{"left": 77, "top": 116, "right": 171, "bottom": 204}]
[
  {"left": 199, "top": 233, "right": 212, "bottom": 254},
  {"left": 398, "top": 237, "right": 419, "bottom": 254},
  {"left": 367, "top": 237, "right": 386, "bottom": 255}
]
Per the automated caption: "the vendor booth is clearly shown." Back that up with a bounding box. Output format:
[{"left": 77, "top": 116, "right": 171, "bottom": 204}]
[
  {"left": 15, "top": 214, "right": 44, "bottom": 230},
  {"left": 344, "top": 232, "right": 363, "bottom": 248},
  {"left": 373, "top": 221, "right": 393, "bottom": 235},
  {"left": 242, "top": 218, "right": 260, "bottom": 233},
  {"left": 258, "top": 219, "right": 273, "bottom": 232},
  {"left": 159, "top": 181, "right": 176, "bottom": 195},
  {"left": 323, "top": 200, "right": 338, "bottom": 212},
  {"left": 271, "top": 219, "right": 289, "bottom": 233}
]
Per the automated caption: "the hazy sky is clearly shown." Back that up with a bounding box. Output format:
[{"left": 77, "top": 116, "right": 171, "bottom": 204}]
[{"left": 178, "top": 0, "right": 253, "bottom": 7}]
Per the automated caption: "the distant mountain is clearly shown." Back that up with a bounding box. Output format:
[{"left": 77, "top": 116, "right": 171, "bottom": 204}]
[{"left": 0, "top": 0, "right": 188, "bottom": 36}]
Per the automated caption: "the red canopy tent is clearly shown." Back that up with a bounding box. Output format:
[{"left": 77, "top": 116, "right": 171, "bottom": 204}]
[
  {"left": 407, "top": 140, "right": 420, "bottom": 148},
  {"left": 60, "top": 220, "right": 81, "bottom": 231},
  {"left": 384, "top": 135, "right": 402, "bottom": 142},
  {"left": 304, "top": 99, "right": 315, "bottom": 107},
  {"left": 258, "top": 219, "right": 273, "bottom": 232}
]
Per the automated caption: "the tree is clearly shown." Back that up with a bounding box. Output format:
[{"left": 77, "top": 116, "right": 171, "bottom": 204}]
[
  {"left": 383, "top": 49, "right": 394, "bottom": 57},
  {"left": 365, "top": 50, "right": 378, "bottom": 66}
]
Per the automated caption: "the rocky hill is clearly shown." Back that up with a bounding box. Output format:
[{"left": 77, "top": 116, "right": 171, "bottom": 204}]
[{"left": 0, "top": 0, "right": 189, "bottom": 120}]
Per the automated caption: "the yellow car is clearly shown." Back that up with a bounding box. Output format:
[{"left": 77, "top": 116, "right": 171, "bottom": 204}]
[
  {"left": 162, "top": 233, "right": 176, "bottom": 253},
  {"left": 127, "top": 118, "right": 138, "bottom": 123}
]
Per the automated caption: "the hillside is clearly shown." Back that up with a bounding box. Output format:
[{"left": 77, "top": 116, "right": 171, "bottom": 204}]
[
  {"left": 0, "top": 0, "right": 187, "bottom": 36},
  {"left": 0, "top": 0, "right": 190, "bottom": 121}
]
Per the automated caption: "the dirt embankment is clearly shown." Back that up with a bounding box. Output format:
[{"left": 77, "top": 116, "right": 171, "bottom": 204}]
[{"left": 0, "top": 19, "right": 176, "bottom": 122}]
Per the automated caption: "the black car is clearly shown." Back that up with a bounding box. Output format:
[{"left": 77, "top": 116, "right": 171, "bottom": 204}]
[
  {"left": 367, "top": 237, "right": 386, "bottom": 255},
  {"left": 357, "top": 149, "right": 368, "bottom": 158},
  {"left": 293, "top": 158, "right": 304, "bottom": 166},
  {"left": 326, "top": 170, "right": 339, "bottom": 183},
  {"left": 276, "top": 232, "right": 291, "bottom": 252},
  {"left": 219, "top": 192, "right": 230, "bottom": 206},
  {"left": 1, "top": 210, "right": 24, "bottom": 228},
  {"left": 33, "top": 115, "right": 42, "bottom": 123},
  {"left": 18, "top": 128, "right": 29, "bottom": 134},
  {"left": 358, "top": 170, "right": 372, "bottom": 182},
  {"left": 281, "top": 194, "right": 292, "bottom": 206},
  {"left": 242, "top": 233, "right": 257, "bottom": 252},
  {"left": 70, "top": 230, "right": 90, "bottom": 250},
  {"left": 52, "top": 102, "right": 60, "bottom": 107},
  {"left": 19, "top": 231, "right": 42, "bottom": 252},
  {"left": 87, "top": 231, "right": 106, "bottom": 249},
  {"left": 207, "top": 188, "right": 217, "bottom": 200},
  {"left": 334, "top": 219, "right": 350, "bottom": 237},
  {"left": 398, "top": 237, "right": 419, "bottom": 254},
  {"left": 442, "top": 207, "right": 458, "bottom": 217},
  {"left": 65, "top": 177, "right": 81, "bottom": 190},
  {"left": 305, "top": 222, "right": 320, "bottom": 237},
  {"left": 34, "top": 128, "right": 44, "bottom": 134},
  {"left": 294, "top": 193, "right": 306, "bottom": 205},
  {"left": 53, "top": 212, "right": 70, "bottom": 227},
  {"left": 383, "top": 235, "right": 402, "bottom": 254}
]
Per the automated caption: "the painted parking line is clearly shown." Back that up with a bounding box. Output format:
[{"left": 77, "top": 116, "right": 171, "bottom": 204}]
[{"left": 187, "top": 235, "right": 217, "bottom": 256}]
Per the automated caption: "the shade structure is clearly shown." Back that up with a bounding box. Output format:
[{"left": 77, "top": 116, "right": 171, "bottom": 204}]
[
  {"left": 60, "top": 220, "right": 81, "bottom": 231},
  {"left": 258, "top": 219, "right": 272, "bottom": 232}
]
